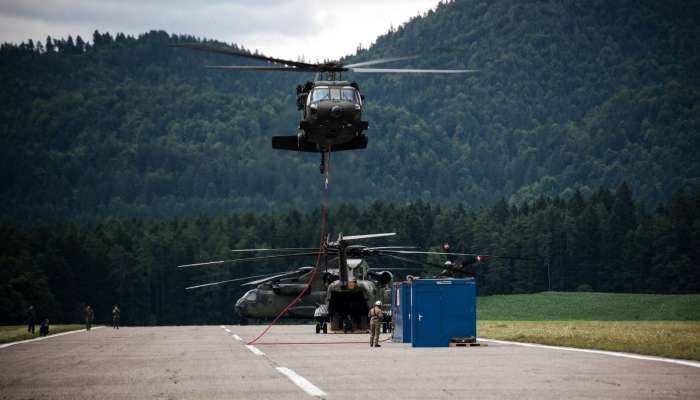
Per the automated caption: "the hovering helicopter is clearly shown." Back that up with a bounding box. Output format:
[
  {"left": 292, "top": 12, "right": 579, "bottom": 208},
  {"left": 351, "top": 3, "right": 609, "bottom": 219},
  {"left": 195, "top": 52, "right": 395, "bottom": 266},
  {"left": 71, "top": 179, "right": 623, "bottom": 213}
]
[
  {"left": 174, "top": 43, "right": 477, "bottom": 172},
  {"left": 179, "top": 232, "right": 532, "bottom": 333}
]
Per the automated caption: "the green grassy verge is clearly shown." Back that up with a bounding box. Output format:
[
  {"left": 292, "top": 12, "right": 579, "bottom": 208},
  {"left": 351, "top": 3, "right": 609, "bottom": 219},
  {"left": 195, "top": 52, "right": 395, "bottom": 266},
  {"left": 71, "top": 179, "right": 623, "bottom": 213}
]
[
  {"left": 478, "top": 320, "right": 700, "bottom": 361},
  {"left": 477, "top": 292, "right": 700, "bottom": 321},
  {"left": 0, "top": 324, "right": 87, "bottom": 344}
]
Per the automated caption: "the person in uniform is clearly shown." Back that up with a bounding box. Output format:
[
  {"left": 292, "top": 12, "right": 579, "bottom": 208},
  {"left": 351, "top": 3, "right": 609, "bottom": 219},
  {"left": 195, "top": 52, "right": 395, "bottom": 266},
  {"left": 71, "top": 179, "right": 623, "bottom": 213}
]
[
  {"left": 85, "top": 304, "right": 94, "bottom": 331},
  {"left": 27, "top": 305, "right": 37, "bottom": 335},
  {"left": 112, "top": 305, "right": 120, "bottom": 329},
  {"left": 368, "top": 300, "right": 384, "bottom": 347},
  {"left": 39, "top": 318, "right": 50, "bottom": 336}
]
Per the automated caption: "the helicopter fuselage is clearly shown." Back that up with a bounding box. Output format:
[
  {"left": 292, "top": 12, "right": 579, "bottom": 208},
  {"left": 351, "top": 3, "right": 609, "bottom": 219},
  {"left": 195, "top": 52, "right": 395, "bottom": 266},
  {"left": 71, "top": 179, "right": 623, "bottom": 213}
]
[{"left": 272, "top": 80, "right": 369, "bottom": 153}]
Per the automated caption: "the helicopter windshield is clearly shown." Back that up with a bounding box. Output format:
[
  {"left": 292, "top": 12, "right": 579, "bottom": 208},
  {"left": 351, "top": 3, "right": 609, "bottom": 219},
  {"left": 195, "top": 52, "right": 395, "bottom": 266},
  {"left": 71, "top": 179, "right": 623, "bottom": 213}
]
[{"left": 310, "top": 86, "right": 358, "bottom": 103}]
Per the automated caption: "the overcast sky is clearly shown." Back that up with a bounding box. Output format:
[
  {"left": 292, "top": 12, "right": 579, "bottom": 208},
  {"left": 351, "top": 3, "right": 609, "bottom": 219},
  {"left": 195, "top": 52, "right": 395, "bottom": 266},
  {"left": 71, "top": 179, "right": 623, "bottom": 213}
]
[{"left": 0, "top": 0, "right": 441, "bottom": 61}]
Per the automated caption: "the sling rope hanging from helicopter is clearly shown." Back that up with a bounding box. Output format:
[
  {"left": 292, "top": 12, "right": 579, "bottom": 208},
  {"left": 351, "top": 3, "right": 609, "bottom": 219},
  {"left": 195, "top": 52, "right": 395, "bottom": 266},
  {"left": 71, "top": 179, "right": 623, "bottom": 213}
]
[
  {"left": 247, "top": 150, "right": 331, "bottom": 345},
  {"left": 247, "top": 150, "right": 388, "bottom": 346}
]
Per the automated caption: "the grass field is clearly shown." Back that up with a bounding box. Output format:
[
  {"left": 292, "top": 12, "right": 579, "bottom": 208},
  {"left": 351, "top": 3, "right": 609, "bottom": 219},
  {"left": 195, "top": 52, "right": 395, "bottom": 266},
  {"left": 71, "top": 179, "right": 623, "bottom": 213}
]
[
  {"left": 477, "top": 291, "right": 700, "bottom": 320},
  {"left": 0, "top": 325, "right": 86, "bottom": 344},
  {"left": 478, "top": 320, "right": 700, "bottom": 361},
  {"left": 475, "top": 292, "right": 700, "bottom": 361}
]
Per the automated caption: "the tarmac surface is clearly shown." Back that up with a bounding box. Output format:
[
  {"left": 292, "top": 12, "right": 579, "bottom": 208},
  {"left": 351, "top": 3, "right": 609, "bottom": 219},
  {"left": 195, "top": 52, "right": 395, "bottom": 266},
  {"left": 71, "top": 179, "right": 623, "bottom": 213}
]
[{"left": 1, "top": 325, "right": 699, "bottom": 399}]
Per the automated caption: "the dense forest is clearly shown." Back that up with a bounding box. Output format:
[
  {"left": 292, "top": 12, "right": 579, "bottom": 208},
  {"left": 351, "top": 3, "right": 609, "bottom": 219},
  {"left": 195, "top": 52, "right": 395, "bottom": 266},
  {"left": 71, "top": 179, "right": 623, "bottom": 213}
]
[
  {"left": 1, "top": 186, "right": 698, "bottom": 325},
  {"left": 1, "top": 0, "right": 698, "bottom": 223},
  {"left": 1, "top": 0, "right": 699, "bottom": 324}
]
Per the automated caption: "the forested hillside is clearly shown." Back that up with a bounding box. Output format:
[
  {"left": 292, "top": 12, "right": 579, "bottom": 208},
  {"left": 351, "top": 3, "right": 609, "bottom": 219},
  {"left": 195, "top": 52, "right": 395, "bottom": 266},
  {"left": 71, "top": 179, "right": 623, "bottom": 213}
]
[
  {"left": 1, "top": 187, "right": 698, "bottom": 325},
  {"left": 1, "top": 0, "right": 699, "bottom": 223}
]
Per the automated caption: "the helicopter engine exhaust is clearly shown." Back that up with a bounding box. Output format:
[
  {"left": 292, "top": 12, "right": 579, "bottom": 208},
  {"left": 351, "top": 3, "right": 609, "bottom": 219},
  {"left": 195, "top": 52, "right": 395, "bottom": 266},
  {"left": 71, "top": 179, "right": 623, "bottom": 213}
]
[{"left": 377, "top": 271, "right": 393, "bottom": 286}]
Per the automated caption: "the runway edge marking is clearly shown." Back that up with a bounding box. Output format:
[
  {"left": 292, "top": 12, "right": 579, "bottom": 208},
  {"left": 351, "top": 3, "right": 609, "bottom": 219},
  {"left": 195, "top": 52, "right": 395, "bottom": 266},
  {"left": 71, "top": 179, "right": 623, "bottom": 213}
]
[
  {"left": 233, "top": 334, "right": 242, "bottom": 341},
  {"left": 479, "top": 338, "right": 700, "bottom": 369},
  {"left": 0, "top": 326, "right": 104, "bottom": 350},
  {"left": 245, "top": 344, "right": 265, "bottom": 356},
  {"left": 276, "top": 367, "right": 327, "bottom": 397}
]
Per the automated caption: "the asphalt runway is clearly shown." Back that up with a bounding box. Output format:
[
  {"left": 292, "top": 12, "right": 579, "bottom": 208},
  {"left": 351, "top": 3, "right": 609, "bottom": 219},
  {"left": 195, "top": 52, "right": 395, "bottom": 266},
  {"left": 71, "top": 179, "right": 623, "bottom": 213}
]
[{"left": 1, "top": 325, "right": 699, "bottom": 399}]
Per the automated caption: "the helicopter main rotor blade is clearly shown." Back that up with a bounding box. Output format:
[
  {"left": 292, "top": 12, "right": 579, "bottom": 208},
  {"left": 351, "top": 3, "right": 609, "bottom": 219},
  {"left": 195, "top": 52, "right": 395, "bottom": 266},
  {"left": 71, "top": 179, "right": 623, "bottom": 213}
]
[
  {"left": 206, "top": 65, "right": 306, "bottom": 72},
  {"left": 177, "top": 251, "right": 323, "bottom": 268},
  {"left": 350, "top": 67, "right": 479, "bottom": 74},
  {"left": 231, "top": 247, "right": 321, "bottom": 253},
  {"left": 172, "top": 43, "right": 319, "bottom": 71},
  {"left": 344, "top": 55, "right": 421, "bottom": 68},
  {"left": 242, "top": 267, "right": 313, "bottom": 286},
  {"left": 380, "top": 254, "right": 476, "bottom": 277},
  {"left": 364, "top": 246, "right": 418, "bottom": 250},
  {"left": 377, "top": 250, "right": 482, "bottom": 256},
  {"left": 343, "top": 232, "right": 396, "bottom": 241},
  {"left": 185, "top": 272, "right": 281, "bottom": 290},
  {"left": 377, "top": 253, "right": 445, "bottom": 270},
  {"left": 377, "top": 249, "right": 535, "bottom": 261}
]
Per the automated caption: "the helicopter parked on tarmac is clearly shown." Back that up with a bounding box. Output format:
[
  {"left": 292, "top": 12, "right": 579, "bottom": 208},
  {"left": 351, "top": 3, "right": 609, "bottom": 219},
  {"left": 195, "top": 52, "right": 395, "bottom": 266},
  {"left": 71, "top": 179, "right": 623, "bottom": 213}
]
[
  {"left": 174, "top": 43, "right": 477, "bottom": 172},
  {"left": 179, "top": 232, "right": 532, "bottom": 333}
]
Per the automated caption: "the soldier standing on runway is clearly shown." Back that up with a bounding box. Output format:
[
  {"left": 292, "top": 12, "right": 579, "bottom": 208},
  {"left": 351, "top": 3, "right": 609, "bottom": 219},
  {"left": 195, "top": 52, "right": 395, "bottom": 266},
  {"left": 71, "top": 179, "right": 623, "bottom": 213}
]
[
  {"left": 368, "top": 300, "right": 383, "bottom": 348},
  {"left": 85, "top": 304, "right": 94, "bottom": 331}
]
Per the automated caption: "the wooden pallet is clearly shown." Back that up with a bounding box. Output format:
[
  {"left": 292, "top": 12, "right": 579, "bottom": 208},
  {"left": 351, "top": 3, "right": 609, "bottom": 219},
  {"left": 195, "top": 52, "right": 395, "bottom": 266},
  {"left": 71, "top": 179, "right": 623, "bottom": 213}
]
[{"left": 449, "top": 342, "right": 488, "bottom": 347}]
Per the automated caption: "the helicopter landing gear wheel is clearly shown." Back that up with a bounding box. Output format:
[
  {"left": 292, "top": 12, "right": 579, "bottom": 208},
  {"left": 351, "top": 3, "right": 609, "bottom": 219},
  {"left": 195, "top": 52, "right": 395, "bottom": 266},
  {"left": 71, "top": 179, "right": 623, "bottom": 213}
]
[
  {"left": 323, "top": 323, "right": 328, "bottom": 334},
  {"left": 315, "top": 323, "right": 321, "bottom": 334}
]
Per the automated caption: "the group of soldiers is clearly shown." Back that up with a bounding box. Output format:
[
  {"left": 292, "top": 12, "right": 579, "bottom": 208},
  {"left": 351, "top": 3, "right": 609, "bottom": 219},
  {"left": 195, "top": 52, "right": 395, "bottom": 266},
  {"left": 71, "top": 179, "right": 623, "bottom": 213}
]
[
  {"left": 84, "top": 304, "right": 121, "bottom": 330},
  {"left": 27, "top": 304, "right": 122, "bottom": 334}
]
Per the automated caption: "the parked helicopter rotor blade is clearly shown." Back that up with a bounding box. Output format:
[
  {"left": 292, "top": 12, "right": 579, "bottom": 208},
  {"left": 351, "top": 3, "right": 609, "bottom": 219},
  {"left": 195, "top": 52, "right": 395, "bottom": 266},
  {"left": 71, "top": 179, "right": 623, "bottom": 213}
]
[
  {"left": 378, "top": 249, "right": 535, "bottom": 261},
  {"left": 185, "top": 272, "right": 283, "bottom": 290},
  {"left": 377, "top": 253, "right": 446, "bottom": 270},
  {"left": 350, "top": 67, "right": 479, "bottom": 74},
  {"left": 231, "top": 247, "right": 321, "bottom": 253},
  {"left": 380, "top": 254, "right": 476, "bottom": 277},
  {"left": 364, "top": 246, "right": 418, "bottom": 250},
  {"left": 172, "top": 43, "right": 318, "bottom": 70},
  {"left": 177, "top": 251, "right": 324, "bottom": 268},
  {"left": 343, "top": 232, "right": 396, "bottom": 241},
  {"left": 344, "top": 55, "right": 421, "bottom": 68},
  {"left": 242, "top": 267, "right": 314, "bottom": 286},
  {"left": 377, "top": 249, "right": 483, "bottom": 256},
  {"left": 206, "top": 65, "right": 306, "bottom": 72}
]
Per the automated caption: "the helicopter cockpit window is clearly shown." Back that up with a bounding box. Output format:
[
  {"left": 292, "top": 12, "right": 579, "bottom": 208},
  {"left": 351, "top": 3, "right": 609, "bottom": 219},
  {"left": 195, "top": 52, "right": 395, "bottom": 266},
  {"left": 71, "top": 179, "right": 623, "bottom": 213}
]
[
  {"left": 310, "top": 86, "right": 359, "bottom": 103},
  {"left": 341, "top": 87, "right": 359, "bottom": 103},
  {"left": 310, "top": 86, "right": 330, "bottom": 103},
  {"left": 244, "top": 290, "right": 257, "bottom": 301}
]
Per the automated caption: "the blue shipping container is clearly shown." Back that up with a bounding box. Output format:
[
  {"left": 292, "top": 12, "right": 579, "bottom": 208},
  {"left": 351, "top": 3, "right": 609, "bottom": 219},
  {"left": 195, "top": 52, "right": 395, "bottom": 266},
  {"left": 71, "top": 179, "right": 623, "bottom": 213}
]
[
  {"left": 410, "top": 279, "right": 476, "bottom": 347},
  {"left": 391, "top": 282, "right": 411, "bottom": 342}
]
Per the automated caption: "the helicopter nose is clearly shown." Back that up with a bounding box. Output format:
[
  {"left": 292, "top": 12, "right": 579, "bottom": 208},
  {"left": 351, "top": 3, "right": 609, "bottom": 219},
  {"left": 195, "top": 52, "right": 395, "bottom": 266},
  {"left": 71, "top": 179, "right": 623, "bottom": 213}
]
[
  {"left": 330, "top": 105, "right": 343, "bottom": 118},
  {"left": 234, "top": 297, "right": 246, "bottom": 315}
]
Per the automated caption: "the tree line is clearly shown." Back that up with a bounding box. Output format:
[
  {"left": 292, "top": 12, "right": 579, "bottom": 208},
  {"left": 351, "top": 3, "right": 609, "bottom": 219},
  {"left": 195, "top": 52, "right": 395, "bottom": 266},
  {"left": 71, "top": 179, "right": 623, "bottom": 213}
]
[
  {"left": 2, "top": 0, "right": 699, "bottom": 224},
  {"left": 1, "top": 184, "right": 697, "bottom": 325}
]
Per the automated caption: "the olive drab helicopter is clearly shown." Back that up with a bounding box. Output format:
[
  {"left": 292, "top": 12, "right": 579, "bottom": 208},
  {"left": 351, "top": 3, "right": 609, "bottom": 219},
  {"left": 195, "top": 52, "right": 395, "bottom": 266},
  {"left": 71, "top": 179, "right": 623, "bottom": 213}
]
[
  {"left": 179, "top": 232, "right": 532, "bottom": 333},
  {"left": 174, "top": 43, "right": 478, "bottom": 172}
]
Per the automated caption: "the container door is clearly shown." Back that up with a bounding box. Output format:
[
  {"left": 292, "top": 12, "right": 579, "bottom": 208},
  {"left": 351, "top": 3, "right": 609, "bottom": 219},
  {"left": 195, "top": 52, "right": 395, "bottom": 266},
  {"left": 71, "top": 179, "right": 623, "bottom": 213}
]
[{"left": 412, "top": 290, "right": 441, "bottom": 347}]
